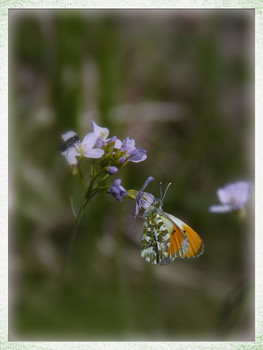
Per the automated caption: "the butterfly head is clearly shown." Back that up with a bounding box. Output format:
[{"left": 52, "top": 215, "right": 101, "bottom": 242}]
[
  {"left": 133, "top": 177, "right": 172, "bottom": 218},
  {"left": 151, "top": 197, "right": 163, "bottom": 210},
  {"left": 147, "top": 181, "right": 171, "bottom": 209}
]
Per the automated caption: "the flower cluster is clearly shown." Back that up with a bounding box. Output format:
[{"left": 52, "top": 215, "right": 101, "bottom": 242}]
[
  {"left": 61, "top": 121, "right": 148, "bottom": 272},
  {"left": 61, "top": 121, "right": 147, "bottom": 175}
]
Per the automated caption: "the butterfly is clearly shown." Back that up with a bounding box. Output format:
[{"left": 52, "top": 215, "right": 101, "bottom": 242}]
[{"left": 140, "top": 183, "right": 204, "bottom": 265}]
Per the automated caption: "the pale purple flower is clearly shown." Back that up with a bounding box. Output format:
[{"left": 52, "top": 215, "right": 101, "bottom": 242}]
[
  {"left": 121, "top": 137, "right": 147, "bottom": 163},
  {"left": 118, "top": 156, "right": 126, "bottom": 165},
  {"left": 107, "top": 166, "right": 118, "bottom": 175},
  {"left": 115, "top": 140, "right": 122, "bottom": 149},
  {"left": 134, "top": 176, "right": 155, "bottom": 217},
  {"left": 91, "top": 121, "right": 109, "bottom": 141},
  {"left": 107, "top": 136, "right": 122, "bottom": 149},
  {"left": 209, "top": 181, "right": 251, "bottom": 213},
  {"left": 91, "top": 121, "right": 121, "bottom": 149},
  {"left": 108, "top": 179, "right": 127, "bottom": 202},
  {"left": 61, "top": 131, "right": 104, "bottom": 165}
]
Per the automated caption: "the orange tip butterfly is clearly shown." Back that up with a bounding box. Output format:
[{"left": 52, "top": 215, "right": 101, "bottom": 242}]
[{"left": 141, "top": 182, "right": 204, "bottom": 265}]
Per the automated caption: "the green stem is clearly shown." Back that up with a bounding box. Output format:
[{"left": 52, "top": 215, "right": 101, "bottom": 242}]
[
  {"left": 78, "top": 162, "right": 87, "bottom": 190},
  {"left": 60, "top": 195, "right": 88, "bottom": 277},
  {"left": 61, "top": 170, "right": 109, "bottom": 277},
  {"left": 99, "top": 174, "right": 109, "bottom": 182},
  {"left": 70, "top": 196, "right": 77, "bottom": 219},
  {"left": 86, "top": 186, "right": 109, "bottom": 202},
  {"left": 85, "top": 170, "right": 106, "bottom": 198},
  {"left": 90, "top": 159, "right": 96, "bottom": 178}
]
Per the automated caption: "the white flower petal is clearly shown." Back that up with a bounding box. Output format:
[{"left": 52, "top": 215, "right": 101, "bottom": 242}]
[
  {"left": 91, "top": 121, "right": 109, "bottom": 140},
  {"left": 209, "top": 204, "right": 233, "bottom": 213},
  {"left": 62, "top": 147, "right": 79, "bottom": 165},
  {"left": 217, "top": 187, "right": 231, "bottom": 205},
  {"left": 232, "top": 181, "right": 251, "bottom": 206},
  {"left": 114, "top": 139, "right": 122, "bottom": 149},
  {"left": 84, "top": 148, "right": 104, "bottom": 159},
  {"left": 82, "top": 132, "right": 97, "bottom": 150}
]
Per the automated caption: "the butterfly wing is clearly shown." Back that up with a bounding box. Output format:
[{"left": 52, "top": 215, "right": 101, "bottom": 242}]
[
  {"left": 141, "top": 212, "right": 171, "bottom": 265},
  {"left": 160, "top": 213, "right": 189, "bottom": 260},
  {"left": 162, "top": 213, "right": 204, "bottom": 258}
]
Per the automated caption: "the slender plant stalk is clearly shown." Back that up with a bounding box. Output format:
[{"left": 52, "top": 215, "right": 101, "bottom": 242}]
[
  {"left": 70, "top": 196, "right": 77, "bottom": 219},
  {"left": 78, "top": 162, "right": 87, "bottom": 191},
  {"left": 60, "top": 172, "right": 109, "bottom": 277},
  {"left": 60, "top": 195, "right": 88, "bottom": 277}
]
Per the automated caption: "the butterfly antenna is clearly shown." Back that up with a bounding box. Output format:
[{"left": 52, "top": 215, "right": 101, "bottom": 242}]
[
  {"left": 162, "top": 182, "right": 172, "bottom": 202},
  {"left": 159, "top": 182, "right": 163, "bottom": 200}
]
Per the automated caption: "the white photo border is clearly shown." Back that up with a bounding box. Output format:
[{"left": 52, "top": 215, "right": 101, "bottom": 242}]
[{"left": 2, "top": 1, "right": 262, "bottom": 349}]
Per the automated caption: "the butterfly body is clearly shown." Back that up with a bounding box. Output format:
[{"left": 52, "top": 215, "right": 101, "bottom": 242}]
[{"left": 141, "top": 198, "right": 204, "bottom": 265}]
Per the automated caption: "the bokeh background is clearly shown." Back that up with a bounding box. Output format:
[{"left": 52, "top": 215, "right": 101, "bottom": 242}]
[{"left": 9, "top": 9, "right": 254, "bottom": 341}]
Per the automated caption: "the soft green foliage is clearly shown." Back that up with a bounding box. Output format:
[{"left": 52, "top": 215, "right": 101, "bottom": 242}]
[{"left": 9, "top": 9, "right": 254, "bottom": 341}]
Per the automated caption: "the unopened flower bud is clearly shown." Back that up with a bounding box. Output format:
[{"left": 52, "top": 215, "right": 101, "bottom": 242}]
[
  {"left": 118, "top": 156, "right": 126, "bottom": 165},
  {"left": 107, "top": 166, "right": 118, "bottom": 175}
]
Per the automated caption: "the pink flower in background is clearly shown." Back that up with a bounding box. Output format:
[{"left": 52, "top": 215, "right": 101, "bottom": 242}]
[{"left": 209, "top": 181, "right": 251, "bottom": 213}]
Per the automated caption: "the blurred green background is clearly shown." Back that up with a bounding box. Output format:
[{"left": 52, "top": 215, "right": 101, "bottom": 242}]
[{"left": 9, "top": 9, "right": 254, "bottom": 341}]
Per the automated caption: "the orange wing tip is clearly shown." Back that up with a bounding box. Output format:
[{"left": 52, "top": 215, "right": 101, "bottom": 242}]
[
  {"left": 180, "top": 224, "right": 204, "bottom": 259},
  {"left": 181, "top": 241, "right": 204, "bottom": 259}
]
